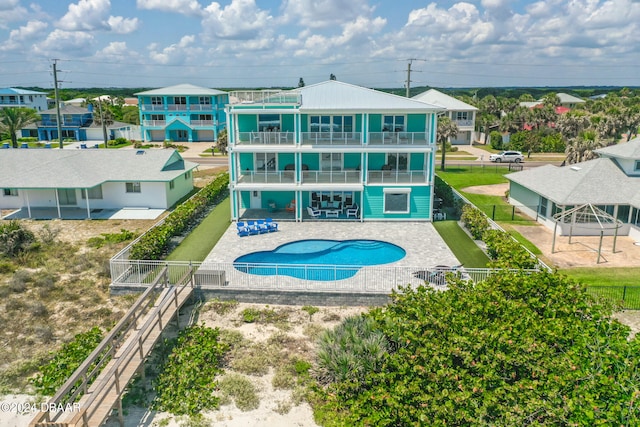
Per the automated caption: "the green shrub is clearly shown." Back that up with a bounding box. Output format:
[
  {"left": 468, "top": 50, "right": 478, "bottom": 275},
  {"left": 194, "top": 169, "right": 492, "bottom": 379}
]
[
  {"left": 129, "top": 173, "right": 229, "bottom": 260},
  {"left": 302, "top": 305, "right": 319, "bottom": 321},
  {"left": 153, "top": 324, "right": 227, "bottom": 416},
  {"left": 434, "top": 175, "right": 454, "bottom": 208},
  {"left": 483, "top": 229, "right": 538, "bottom": 269},
  {"left": 490, "top": 131, "right": 503, "bottom": 149},
  {"left": 31, "top": 326, "right": 104, "bottom": 396},
  {"left": 218, "top": 373, "right": 260, "bottom": 411},
  {"left": 0, "top": 220, "right": 36, "bottom": 256},
  {"left": 87, "top": 229, "right": 137, "bottom": 248},
  {"left": 315, "top": 315, "right": 388, "bottom": 387},
  {"left": 460, "top": 204, "right": 490, "bottom": 240}
]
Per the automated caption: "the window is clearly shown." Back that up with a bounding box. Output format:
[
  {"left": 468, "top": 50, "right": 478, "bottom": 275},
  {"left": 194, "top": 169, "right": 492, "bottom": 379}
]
[
  {"left": 81, "top": 185, "right": 103, "bottom": 199},
  {"left": 258, "top": 114, "right": 281, "bottom": 131},
  {"left": 184, "top": 171, "right": 191, "bottom": 180},
  {"left": 255, "top": 153, "right": 276, "bottom": 171},
  {"left": 383, "top": 115, "right": 405, "bottom": 132},
  {"left": 455, "top": 111, "right": 469, "bottom": 120},
  {"left": 321, "top": 153, "right": 342, "bottom": 171},
  {"left": 151, "top": 96, "right": 163, "bottom": 105},
  {"left": 169, "top": 180, "right": 175, "bottom": 190},
  {"left": 63, "top": 114, "right": 73, "bottom": 124},
  {"left": 539, "top": 197, "right": 548, "bottom": 218},
  {"left": 617, "top": 205, "right": 630, "bottom": 222},
  {"left": 384, "top": 188, "right": 411, "bottom": 213},
  {"left": 150, "top": 114, "right": 165, "bottom": 121},
  {"left": 3, "top": 188, "right": 18, "bottom": 196},
  {"left": 198, "top": 96, "right": 211, "bottom": 105},
  {"left": 198, "top": 114, "right": 212, "bottom": 121},
  {"left": 173, "top": 96, "right": 186, "bottom": 105},
  {"left": 310, "top": 115, "right": 353, "bottom": 133},
  {"left": 61, "top": 130, "right": 76, "bottom": 139},
  {"left": 126, "top": 182, "right": 141, "bottom": 193},
  {"left": 176, "top": 130, "right": 188, "bottom": 140},
  {"left": 635, "top": 160, "right": 640, "bottom": 171},
  {"left": 386, "top": 153, "right": 409, "bottom": 170}
]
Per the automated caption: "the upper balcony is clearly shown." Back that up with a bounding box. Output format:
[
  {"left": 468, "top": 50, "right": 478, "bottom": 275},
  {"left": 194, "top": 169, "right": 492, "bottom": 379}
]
[
  {"left": 228, "top": 90, "right": 301, "bottom": 106},
  {"left": 140, "top": 103, "right": 214, "bottom": 112},
  {"left": 367, "top": 170, "right": 429, "bottom": 184},
  {"left": 300, "top": 132, "right": 362, "bottom": 146},
  {"left": 454, "top": 119, "right": 474, "bottom": 128},
  {"left": 233, "top": 131, "right": 435, "bottom": 147},
  {"left": 142, "top": 120, "right": 167, "bottom": 127},
  {"left": 235, "top": 131, "right": 294, "bottom": 145},
  {"left": 368, "top": 132, "right": 432, "bottom": 146}
]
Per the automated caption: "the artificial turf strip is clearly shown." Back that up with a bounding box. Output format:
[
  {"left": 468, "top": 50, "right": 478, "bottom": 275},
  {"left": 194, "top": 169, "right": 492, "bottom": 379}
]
[
  {"left": 432, "top": 220, "right": 490, "bottom": 268},
  {"left": 166, "top": 197, "right": 231, "bottom": 262}
]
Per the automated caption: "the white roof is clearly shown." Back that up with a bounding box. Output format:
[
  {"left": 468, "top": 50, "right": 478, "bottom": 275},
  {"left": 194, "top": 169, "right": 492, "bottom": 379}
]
[
  {"left": 0, "top": 87, "right": 46, "bottom": 95},
  {"left": 135, "top": 84, "right": 227, "bottom": 96},
  {"left": 412, "top": 89, "right": 478, "bottom": 111},
  {"left": 596, "top": 137, "right": 640, "bottom": 159},
  {"left": 507, "top": 157, "right": 640, "bottom": 207},
  {"left": 556, "top": 93, "right": 585, "bottom": 104},
  {"left": 0, "top": 149, "right": 197, "bottom": 189},
  {"left": 296, "top": 81, "right": 442, "bottom": 112}
]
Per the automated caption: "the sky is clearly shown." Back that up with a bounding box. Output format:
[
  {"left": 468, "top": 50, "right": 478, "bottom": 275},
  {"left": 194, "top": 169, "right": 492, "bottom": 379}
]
[{"left": 0, "top": 0, "right": 639, "bottom": 90}]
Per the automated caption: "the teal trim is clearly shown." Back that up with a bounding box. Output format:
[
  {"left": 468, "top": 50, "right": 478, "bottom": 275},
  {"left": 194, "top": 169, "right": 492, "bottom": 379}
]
[
  {"left": 281, "top": 114, "right": 295, "bottom": 132},
  {"left": 407, "top": 114, "right": 427, "bottom": 132},
  {"left": 239, "top": 153, "right": 254, "bottom": 171},
  {"left": 363, "top": 186, "right": 431, "bottom": 219},
  {"left": 237, "top": 115, "right": 256, "bottom": 132},
  {"left": 279, "top": 153, "right": 295, "bottom": 170},
  {"left": 300, "top": 114, "right": 308, "bottom": 132},
  {"left": 344, "top": 153, "right": 360, "bottom": 169},
  {"left": 240, "top": 191, "right": 251, "bottom": 209},
  {"left": 369, "top": 114, "right": 382, "bottom": 132},
  {"left": 410, "top": 153, "right": 425, "bottom": 170},
  {"left": 368, "top": 153, "right": 386, "bottom": 170},
  {"left": 301, "top": 153, "right": 320, "bottom": 170}
]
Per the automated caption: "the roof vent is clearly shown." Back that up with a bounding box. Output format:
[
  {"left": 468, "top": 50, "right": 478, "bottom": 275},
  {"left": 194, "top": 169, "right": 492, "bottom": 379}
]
[
  {"left": 570, "top": 166, "right": 581, "bottom": 171},
  {"left": 136, "top": 150, "right": 145, "bottom": 155}
]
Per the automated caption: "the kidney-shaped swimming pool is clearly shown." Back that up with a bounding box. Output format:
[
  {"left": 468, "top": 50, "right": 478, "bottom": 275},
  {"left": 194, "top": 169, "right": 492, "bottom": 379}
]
[{"left": 233, "top": 239, "right": 406, "bottom": 281}]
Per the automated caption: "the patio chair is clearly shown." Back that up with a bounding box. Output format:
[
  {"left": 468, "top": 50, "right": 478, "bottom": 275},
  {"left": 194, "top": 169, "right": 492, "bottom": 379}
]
[
  {"left": 285, "top": 200, "right": 296, "bottom": 212},
  {"left": 265, "top": 218, "right": 279, "bottom": 232},
  {"left": 246, "top": 220, "right": 260, "bottom": 235},
  {"left": 307, "top": 206, "right": 321, "bottom": 218},
  {"left": 256, "top": 219, "right": 269, "bottom": 233},
  {"left": 237, "top": 221, "right": 250, "bottom": 237},
  {"left": 346, "top": 204, "right": 359, "bottom": 219}
]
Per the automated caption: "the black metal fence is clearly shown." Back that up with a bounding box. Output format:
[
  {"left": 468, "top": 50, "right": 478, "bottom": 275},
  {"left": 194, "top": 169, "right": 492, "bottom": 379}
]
[{"left": 587, "top": 286, "right": 640, "bottom": 310}]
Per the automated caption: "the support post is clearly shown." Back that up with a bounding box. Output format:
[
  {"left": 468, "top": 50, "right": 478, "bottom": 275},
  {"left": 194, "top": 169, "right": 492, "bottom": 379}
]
[
  {"left": 597, "top": 230, "right": 604, "bottom": 264},
  {"left": 613, "top": 224, "right": 619, "bottom": 253},
  {"left": 551, "top": 221, "right": 558, "bottom": 253},
  {"left": 117, "top": 395, "right": 124, "bottom": 427}
]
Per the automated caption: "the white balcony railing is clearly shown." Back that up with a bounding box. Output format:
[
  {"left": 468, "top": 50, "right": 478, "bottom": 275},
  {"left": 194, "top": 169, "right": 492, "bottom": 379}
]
[
  {"left": 142, "top": 120, "right": 167, "bottom": 127},
  {"left": 302, "top": 170, "right": 362, "bottom": 184},
  {"left": 229, "top": 90, "right": 301, "bottom": 105},
  {"left": 190, "top": 104, "right": 213, "bottom": 111},
  {"left": 367, "top": 170, "right": 428, "bottom": 184},
  {"left": 235, "top": 131, "right": 294, "bottom": 145},
  {"left": 191, "top": 120, "right": 214, "bottom": 127},
  {"left": 300, "top": 132, "right": 361, "bottom": 145},
  {"left": 237, "top": 171, "right": 296, "bottom": 184},
  {"left": 368, "top": 132, "right": 432, "bottom": 145},
  {"left": 454, "top": 119, "right": 474, "bottom": 127},
  {"left": 140, "top": 104, "right": 165, "bottom": 111}
]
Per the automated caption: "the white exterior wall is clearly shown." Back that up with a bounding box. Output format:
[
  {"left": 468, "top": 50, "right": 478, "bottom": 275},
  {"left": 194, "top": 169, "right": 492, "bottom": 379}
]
[
  {"left": 0, "top": 190, "right": 24, "bottom": 209},
  {"left": 166, "top": 173, "right": 195, "bottom": 207},
  {"left": 101, "top": 181, "right": 168, "bottom": 209}
]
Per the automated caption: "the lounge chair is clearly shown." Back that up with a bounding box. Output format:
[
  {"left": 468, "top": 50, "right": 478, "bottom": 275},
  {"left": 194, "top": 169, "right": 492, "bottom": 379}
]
[
  {"left": 246, "top": 220, "right": 260, "bottom": 235},
  {"left": 265, "top": 218, "right": 278, "bottom": 232},
  {"left": 256, "top": 219, "right": 269, "bottom": 233},
  {"left": 307, "top": 206, "right": 321, "bottom": 218},
  {"left": 346, "top": 204, "right": 359, "bottom": 219},
  {"left": 237, "top": 221, "right": 250, "bottom": 237}
]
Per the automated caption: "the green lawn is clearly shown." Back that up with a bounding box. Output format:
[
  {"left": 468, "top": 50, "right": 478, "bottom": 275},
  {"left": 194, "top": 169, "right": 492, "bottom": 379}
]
[
  {"left": 432, "top": 220, "right": 490, "bottom": 268},
  {"left": 437, "top": 168, "right": 509, "bottom": 188},
  {"left": 560, "top": 267, "right": 640, "bottom": 309},
  {"left": 166, "top": 198, "right": 231, "bottom": 262}
]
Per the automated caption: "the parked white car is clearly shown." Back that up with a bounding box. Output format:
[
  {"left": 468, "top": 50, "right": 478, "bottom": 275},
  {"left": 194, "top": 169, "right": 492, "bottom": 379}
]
[{"left": 489, "top": 150, "right": 524, "bottom": 163}]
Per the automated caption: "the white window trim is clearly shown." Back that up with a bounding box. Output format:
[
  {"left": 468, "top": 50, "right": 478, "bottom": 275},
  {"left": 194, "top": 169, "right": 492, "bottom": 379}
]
[
  {"left": 126, "top": 182, "right": 141, "bottom": 193},
  {"left": 383, "top": 188, "right": 411, "bottom": 214}
]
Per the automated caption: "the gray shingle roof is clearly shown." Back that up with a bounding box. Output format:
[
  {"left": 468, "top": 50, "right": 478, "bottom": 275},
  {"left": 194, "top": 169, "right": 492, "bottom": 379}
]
[
  {"left": 412, "top": 89, "right": 478, "bottom": 111},
  {"left": 0, "top": 149, "right": 197, "bottom": 189},
  {"left": 296, "top": 81, "right": 443, "bottom": 112},
  {"left": 506, "top": 158, "right": 640, "bottom": 207},
  {"left": 135, "top": 84, "right": 227, "bottom": 96},
  {"left": 596, "top": 137, "right": 640, "bottom": 159}
]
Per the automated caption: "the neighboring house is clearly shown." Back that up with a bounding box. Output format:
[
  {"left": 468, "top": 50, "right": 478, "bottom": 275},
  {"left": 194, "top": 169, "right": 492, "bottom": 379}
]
[
  {"left": 519, "top": 93, "right": 586, "bottom": 110},
  {"left": 136, "top": 84, "right": 228, "bottom": 143},
  {"left": 0, "top": 88, "right": 48, "bottom": 111},
  {"left": 19, "top": 104, "right": 140, "bottom": 142},
  {"left": 506, "top": 137, "right": 640, "bottom": 239},
  {"left": 0, "top": 149, "right": 196, "bottom": 218},
  {"left": 412, "top": 89, "right": 478, "bottom": 145},
  {"left": 225, "top": 80, "right": 443, "bottom": 222}
]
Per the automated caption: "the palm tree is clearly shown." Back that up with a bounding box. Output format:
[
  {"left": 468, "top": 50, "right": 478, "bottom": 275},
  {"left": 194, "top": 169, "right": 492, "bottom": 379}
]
[
  {"left": 0, "top": 107, "right": 40, "bottom": 148},
  {"left": 437, "top": 116, "right": 458, "bottom": 171},
  {"left": 564, "top": 130, "right": 607, "bottom": 164},
  {"left": 216, "top": 129, "right": 228, "bottom": 155}
]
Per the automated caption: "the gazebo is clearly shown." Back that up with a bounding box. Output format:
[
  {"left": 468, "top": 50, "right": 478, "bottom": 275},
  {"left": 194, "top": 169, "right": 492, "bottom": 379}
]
[{"left": 551, "top": 203, "right": 623, "bottom": 264}]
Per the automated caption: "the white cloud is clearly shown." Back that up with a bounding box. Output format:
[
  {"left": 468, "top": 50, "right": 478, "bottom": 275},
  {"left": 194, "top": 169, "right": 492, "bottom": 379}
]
[
  {"left": 282, "top": 0, "right": 374, "bottom": 28},
  {"left": 0, "top": 20, "right": 47, "bottom": 51},
  {"left": 107, "top": 16, "right": 139, "bottom": 34},
  {"left": 148, "top": 34, "right": 202, "bottom": 64},
  {"left": 32, "top": 29, "right": 96, "bottom": 57},
  {"left": 137, "top": 0, "right": 203, "bottom": 16},
  {"left": 201, "top": 0, "right": 272, "bottom": 40},
  {"left": 58, "top": 0, "right": 111, "bottom": 31},
  {"left": 0, "top": 0, "right": 28, "bottom": 29}
]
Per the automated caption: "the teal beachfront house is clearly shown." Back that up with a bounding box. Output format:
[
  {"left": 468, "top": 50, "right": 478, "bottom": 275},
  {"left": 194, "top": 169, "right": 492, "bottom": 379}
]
[
  {"left": 136, "top": 84, "right": 228, "bottom": 142},
  {"left": 226, "top": 80, "right": 442, "bottom": 221}
]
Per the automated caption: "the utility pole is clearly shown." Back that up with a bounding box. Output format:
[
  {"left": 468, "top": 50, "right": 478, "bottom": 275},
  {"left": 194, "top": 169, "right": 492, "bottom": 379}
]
[
  {"left": 97, "top": 100, "right": 108, "bottom": 148},
  {"left": 52, "top": 59, "right": 63, "bottom": 149},
  {"left": 406, "top": 59, "right": 414, "bottom": 97}
]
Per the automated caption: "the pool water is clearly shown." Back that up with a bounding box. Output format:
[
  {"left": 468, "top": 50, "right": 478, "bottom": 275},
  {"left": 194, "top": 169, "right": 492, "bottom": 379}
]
[{"left": 234, "top": 239, "right": 406, "bottom": 281}]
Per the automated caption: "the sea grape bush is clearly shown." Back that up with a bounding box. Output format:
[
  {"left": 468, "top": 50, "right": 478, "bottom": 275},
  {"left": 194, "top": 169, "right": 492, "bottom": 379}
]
[
  {"left": 152, "top": 324, "right": 228, "bottom": 416},
  {"left": 31, "top": 327, "right": 104, "bottom": 397},
  {"left": 0, "top": 220, "right": 36, "bottom": 257},
  {"left": 483, "top": 229, "right": 538, "bottom": 269},
  {"left": 460, "top": 204, "right": 490, "bottom": 240},
  {"left": 313, "top": 272, "right": 640, "bottom": 426},
  {"left": 129, "top": 173, "right": 229, "bottom": 260}
]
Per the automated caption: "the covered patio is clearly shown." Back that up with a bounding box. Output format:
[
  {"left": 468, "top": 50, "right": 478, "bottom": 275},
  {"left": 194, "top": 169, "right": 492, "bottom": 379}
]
[{"left": 3, "top": 206, "right": 165, "bottom": 220}]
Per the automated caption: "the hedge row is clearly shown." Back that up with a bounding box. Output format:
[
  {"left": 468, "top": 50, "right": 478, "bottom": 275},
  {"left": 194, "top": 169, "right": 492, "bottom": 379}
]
[
  {"left": 460, "top": 204, "right": 489, "bottom": 240},
  {"left": 129, "top": 173, "right": 229, "bottom": 260}
]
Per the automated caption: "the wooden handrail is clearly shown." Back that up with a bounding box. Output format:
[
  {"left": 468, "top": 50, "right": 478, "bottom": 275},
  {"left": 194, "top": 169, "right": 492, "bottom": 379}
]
[{"left": 30, "top": 267, "right": 169, "bottom": 426}]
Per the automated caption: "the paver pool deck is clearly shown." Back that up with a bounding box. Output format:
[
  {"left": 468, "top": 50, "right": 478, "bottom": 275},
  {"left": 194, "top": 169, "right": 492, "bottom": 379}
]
[{"left": 205, "top": 221, "right": 459, "bottom": 268}]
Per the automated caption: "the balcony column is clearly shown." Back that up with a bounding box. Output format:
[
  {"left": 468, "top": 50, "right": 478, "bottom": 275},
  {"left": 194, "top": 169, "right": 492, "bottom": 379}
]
[{"left": 362, "top": 113, "right": 367, "bottom": 144}]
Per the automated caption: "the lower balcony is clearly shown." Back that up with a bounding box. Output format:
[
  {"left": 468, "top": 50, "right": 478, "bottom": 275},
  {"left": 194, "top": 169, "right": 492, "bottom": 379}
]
[
  {"left": 235, "top": 131, "right": 294, "bottom": 145},
  {"left": 300, "top": 132, "right": 361, "bottom": 145},
  {"left": 142, "top": 120, "right": 167, "bottom": 127},
  {"left": 301, "top": 170, "right": 361, "bottom": 184},
  {"left": 368, "top": 132, "right": 431, "bottom": 145}
]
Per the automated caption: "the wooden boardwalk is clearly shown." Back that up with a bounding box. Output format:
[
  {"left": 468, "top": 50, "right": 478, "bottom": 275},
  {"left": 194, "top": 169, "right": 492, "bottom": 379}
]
[{"left": 31, "top": 267, "right": 194, "bottom": 427}]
